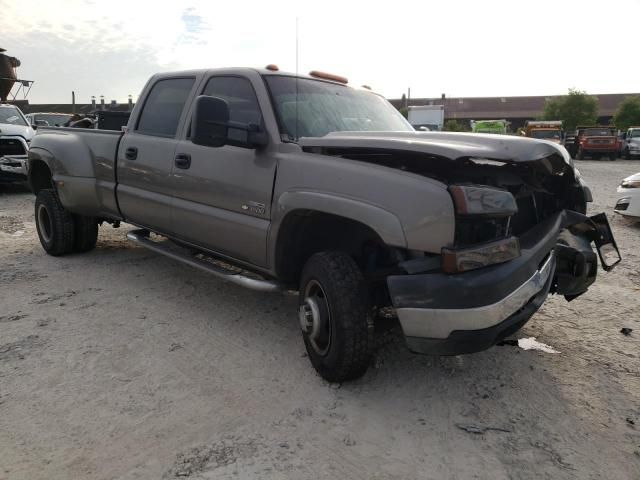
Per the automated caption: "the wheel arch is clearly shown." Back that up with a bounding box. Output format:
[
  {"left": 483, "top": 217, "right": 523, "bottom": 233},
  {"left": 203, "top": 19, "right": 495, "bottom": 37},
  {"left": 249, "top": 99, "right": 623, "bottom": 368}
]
[{"left": 272, "top": 197, "right": 406, "bottom": 284}]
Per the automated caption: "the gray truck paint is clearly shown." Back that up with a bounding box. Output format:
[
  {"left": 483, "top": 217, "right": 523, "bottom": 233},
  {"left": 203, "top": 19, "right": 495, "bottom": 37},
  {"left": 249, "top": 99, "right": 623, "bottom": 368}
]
[
  {"left": 28, "top": 68, "right": 460, "bottom": 272},
  {"left": 26, "top": 67, "right": 571, "bottom": 274}
]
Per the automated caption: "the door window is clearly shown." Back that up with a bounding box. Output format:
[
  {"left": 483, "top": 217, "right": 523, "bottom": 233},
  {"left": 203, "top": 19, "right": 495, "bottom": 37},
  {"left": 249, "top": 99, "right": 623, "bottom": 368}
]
[
  {"left": 202, "top": 77, "right": 263, "bottom": 142},
  {"left": 136, "top": 77, "right": 195, "bottom": 137}
]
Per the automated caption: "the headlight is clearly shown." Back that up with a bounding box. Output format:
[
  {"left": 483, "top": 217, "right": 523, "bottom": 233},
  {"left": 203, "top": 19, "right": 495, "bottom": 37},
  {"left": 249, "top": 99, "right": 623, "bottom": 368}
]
[
  {"left": 620, "top": 179, "right": 640, "bottom": 189},
  {"left": 449, "top": 185, "right": 518, "bottom": 217}
]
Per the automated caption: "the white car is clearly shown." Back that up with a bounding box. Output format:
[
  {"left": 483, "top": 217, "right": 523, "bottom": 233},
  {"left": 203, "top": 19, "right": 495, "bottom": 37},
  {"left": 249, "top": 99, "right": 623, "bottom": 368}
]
[
  {"left": 0, "top": 104, "right": 35, "bottom": 182},
  {"left": 615, "top": 172, "right": 640, "bottom": 217}
]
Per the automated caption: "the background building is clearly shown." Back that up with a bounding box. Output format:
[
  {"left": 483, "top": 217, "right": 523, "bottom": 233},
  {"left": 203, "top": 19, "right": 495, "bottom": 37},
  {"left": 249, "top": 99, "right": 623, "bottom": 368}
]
[{"left": 389, "top": 93, "right": 640, "bottom": 130}]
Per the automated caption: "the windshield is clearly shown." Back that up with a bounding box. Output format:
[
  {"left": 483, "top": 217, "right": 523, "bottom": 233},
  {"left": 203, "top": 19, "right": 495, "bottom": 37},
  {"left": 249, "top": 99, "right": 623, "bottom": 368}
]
[
  {"left": 630, "top": 130, "right": 640, "bottom": 138},
  {"left": 531, "top": 130, "right": 561, "bottom": 139},
  {"left": 265, "top": 76, "right": 413, "bottom": 140},
  {"left": 584, "top": 128, "right": 614, "bottom": 136},
  {"left": 0, "top": 107, "right": 27, "bottom": 127},
  {"left": 34, "top": 114, "right": 73, "bottom": 127}
]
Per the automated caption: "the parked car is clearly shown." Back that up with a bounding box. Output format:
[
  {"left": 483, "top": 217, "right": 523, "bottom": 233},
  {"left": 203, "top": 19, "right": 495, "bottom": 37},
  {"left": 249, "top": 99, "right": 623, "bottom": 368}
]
[
  {"left": 24, "top": 112, "right": 73, "bottom": 127},
  {"left": 622, "top": 127, "right": 640, "bottom": 159},
  {"left": 0, "top": 103, "right": 34, "bottom": 183},
  {"left": 27, "top": 67, "right": 620, "bottom": 381},
  {"left": 575, "top": 126, "right": 618, "bottom": 160},
  {"left": 614, "top": 172, "right": 640, "bottom": 217}
]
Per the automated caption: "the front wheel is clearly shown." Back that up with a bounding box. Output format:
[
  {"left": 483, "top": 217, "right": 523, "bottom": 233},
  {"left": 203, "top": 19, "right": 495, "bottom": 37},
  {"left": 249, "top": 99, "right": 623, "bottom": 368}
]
[
  {"left": 576, "top": 149, "right": 584, "bottom": 160},
  {"left": 72, "top": 214, "right": 99, "bottom": 252},
  {"left": 35, "top": 189, "right": 75, "bottom": 256},
  {"left": 298, "top": 251, "right": 373, "bottom": 382}
]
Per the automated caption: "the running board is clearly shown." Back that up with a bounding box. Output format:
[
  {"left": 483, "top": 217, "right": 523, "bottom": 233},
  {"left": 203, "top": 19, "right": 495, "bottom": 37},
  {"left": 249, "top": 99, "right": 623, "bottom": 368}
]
[{"left": 126, "top": 229, "right": 283, "bottom": 292}]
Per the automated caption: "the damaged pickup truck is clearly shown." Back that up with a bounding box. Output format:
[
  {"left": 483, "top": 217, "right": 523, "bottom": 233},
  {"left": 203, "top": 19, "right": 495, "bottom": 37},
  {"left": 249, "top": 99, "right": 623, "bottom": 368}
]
[{"left": 27, "top": 67, "right": 621, "bottom": 381}]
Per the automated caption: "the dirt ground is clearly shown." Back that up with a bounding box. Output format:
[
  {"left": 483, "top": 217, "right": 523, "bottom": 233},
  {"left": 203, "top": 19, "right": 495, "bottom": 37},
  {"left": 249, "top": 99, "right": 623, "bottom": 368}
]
[{"left": 1, "top": 160, "right": 639, "bottom": 480}]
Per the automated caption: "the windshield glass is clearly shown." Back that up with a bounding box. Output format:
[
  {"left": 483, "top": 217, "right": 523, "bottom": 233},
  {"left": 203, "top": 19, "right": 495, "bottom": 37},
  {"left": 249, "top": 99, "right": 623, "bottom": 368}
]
[
  {"left": 0, "top": 107, "right": 27, "bottom": 126},
  {"left": 531, "top": 130, "right": 561, "bottom": 139},
  {"left": 585, "top": 128, "right": 614, "bottom": 136},
  {"left": 34, "top": 114, "right": 73, "bottom": 126},
  {"left": 630, "top": 130, "right": 640, "bottom": 138},
  {"left": 265, "top": 76, "right": 413, "bottom": 140}
]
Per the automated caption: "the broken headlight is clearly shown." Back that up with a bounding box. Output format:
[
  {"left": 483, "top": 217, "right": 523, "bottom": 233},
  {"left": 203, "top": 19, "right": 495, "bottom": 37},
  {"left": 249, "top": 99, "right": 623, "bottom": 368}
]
[{"left": 449, "top": 185, "right": 518, "bottom": 217}]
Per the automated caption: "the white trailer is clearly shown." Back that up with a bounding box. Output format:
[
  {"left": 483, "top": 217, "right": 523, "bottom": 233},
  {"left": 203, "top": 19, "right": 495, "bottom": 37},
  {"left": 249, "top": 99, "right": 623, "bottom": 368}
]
[{"left": 407, "top": 105, "right": 445, "bottom": 131}]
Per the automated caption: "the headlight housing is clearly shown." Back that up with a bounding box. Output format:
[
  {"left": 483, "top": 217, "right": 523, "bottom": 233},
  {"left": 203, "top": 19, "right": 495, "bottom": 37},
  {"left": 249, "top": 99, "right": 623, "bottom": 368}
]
[{"left": 620, "top": 179, "right": 640, "bottom": 189}]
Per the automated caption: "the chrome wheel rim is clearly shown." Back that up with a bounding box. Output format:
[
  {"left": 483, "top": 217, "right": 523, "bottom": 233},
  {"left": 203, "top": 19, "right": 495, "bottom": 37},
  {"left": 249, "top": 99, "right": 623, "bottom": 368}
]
[
  {"left": 37, "top": 204, "right": 52, "bottom": 243},
  {"left": 299, "top": 279, "right": 332, "bottom": 356}
]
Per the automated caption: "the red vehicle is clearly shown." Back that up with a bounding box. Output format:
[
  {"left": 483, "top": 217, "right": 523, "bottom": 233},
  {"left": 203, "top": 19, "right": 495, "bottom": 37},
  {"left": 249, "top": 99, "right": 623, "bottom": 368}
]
[{"left": 575, "top": 126, "right": 618, "bottom": 161}]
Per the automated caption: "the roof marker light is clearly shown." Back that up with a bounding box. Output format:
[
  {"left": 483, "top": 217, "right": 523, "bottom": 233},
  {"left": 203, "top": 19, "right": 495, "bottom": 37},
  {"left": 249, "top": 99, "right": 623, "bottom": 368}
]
[
  {"left": 308, "top": 70, "right": 348, "bottom": 84},
  {"left": 265, "top": 64, "right": 279, "bottom": 71}
]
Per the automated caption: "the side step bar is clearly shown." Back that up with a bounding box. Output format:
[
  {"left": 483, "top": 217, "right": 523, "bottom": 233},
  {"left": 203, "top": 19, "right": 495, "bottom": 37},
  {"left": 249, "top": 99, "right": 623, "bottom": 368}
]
[{"left": 126, "top": 229, "right": 283, "bottom": 293}]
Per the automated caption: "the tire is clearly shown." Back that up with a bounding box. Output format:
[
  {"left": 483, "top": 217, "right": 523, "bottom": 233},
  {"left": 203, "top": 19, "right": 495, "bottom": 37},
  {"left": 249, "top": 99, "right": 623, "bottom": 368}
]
[
  {"left": 576, "top": 149, "right": 583, "bottom": 160},
  {"left": 73, "top": 214, "right": 99, "bottom": 252},
  {"left": 298, "top": 251, "right": 373, "bottom": 382},
  {"left": 609, "top": 153, "right": 616, "bottom": 161},
  {"left": 35, "top": 189, "right": 75, "bottom": 256}
]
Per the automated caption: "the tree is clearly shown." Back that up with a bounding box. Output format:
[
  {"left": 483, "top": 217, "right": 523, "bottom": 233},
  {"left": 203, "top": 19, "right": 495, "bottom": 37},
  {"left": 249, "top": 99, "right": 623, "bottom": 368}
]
[
  {"left": 443, "top": 119, "right": 468, "bottom": 132},
  {"left": 613, "top": 96, "right": 640, "bottom": 131},
  {"left": 399, "top": 107, "right": 409, "bottom": 119},
  {"left": 543, "top": 89, "right": 598, "bottom": 131}
]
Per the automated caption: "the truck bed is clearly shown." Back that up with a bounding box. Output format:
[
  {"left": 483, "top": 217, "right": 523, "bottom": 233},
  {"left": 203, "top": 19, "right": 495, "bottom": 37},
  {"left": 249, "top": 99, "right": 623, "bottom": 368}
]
[{"left": 30, "top": 127, "right": 124, "bottom": 219}]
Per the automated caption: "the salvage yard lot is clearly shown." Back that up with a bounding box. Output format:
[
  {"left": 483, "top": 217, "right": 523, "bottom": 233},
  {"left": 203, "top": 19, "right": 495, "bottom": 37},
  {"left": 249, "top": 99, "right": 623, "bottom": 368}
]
[{"left": 1, "top": 161, "right": 639, "bottom": 480}]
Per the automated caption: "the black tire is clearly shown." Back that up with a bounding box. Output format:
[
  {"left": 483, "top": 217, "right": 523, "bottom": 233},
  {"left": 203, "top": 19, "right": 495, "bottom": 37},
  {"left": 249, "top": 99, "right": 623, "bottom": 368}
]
[
  {"left": 609, "top": 153, "right": 617, "bottom": 161},
  {"left": 35, "top": 189, "right": 75, "bottom": 256},
  {"left": 623, "top": 149, "right": 631, "bottom": 160},
  {"left": 298, "top": 251, "right": 373, "bottom": 382},
  {"left": 576, "top": 149, "right": 583, "bottom": 160},
  {"left": 73, "top": 214, "right": 99, "bottom": 252}
]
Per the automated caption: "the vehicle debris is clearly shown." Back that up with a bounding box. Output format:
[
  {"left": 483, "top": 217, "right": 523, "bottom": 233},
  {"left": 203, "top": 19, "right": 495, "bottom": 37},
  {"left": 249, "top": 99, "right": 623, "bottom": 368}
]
[
  {"left": 620, "top": 328, "right": 633, "bottom": 336},
  {"left": 455, "top": 423, "right": 513, "bottom": 434},
  {"left": 517, "top": 337, "right": 560, "bottom": 354}
]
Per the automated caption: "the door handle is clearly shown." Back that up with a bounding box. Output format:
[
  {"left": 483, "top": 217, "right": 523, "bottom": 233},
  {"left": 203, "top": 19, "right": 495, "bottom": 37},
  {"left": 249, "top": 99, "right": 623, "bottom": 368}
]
[
  {"left": 125, "top": 147, "right": 138, "bottom": 160},
  {"left": 175, "top": 153, "right": 191, "bottom": 169}
]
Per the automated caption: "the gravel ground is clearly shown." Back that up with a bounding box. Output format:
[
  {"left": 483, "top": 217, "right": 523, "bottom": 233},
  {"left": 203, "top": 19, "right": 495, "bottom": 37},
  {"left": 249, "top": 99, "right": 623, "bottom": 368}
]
[{"left": 1, "top": 161, "right": 639, "bottom": 480}]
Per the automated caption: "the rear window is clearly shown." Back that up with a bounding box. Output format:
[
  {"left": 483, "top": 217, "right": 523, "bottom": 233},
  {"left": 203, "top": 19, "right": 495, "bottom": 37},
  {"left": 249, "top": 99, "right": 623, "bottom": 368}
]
[
  {"left": 584, "top": 128, "right": 614, "bottom": 136},
  {"left": 136, "top": 78, "right": 195, "bottom": 137}
]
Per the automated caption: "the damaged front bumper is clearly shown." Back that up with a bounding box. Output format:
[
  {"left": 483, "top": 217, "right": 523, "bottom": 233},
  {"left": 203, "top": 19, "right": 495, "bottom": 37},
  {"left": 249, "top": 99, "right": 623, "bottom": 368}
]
[{"left": 387, "top": 210, "right": 619, "bottom": 356}]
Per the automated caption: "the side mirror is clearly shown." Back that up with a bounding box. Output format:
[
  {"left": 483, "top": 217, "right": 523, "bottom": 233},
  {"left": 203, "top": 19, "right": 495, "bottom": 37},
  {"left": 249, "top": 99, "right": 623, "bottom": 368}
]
[
  {"left": 192, "top": 95, "right": 268, "bottom": 149},
  {"left": 31, "top": 124, "right": 38, "bottom": 130},
  {"left": 192, "top": 95, "right": 230, "bottom": 148}
]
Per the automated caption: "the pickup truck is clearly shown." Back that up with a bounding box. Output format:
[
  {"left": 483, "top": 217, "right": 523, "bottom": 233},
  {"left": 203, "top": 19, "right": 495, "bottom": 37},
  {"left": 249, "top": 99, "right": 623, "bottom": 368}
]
[
  {"left": 27, "top": 67, "right": 621, "bottom": 382},
  {"left": 0, "top": 103, "right": 34, "bottom": 183}
]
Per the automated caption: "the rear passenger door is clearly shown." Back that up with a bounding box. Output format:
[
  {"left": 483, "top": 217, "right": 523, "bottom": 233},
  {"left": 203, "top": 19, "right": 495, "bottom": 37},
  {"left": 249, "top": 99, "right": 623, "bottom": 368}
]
[
  {"left": 117, "top": 77, "right": 196, "bottom": 234},
  {"left": 170, "top": 75, "right": 277, "bottom": 267}
]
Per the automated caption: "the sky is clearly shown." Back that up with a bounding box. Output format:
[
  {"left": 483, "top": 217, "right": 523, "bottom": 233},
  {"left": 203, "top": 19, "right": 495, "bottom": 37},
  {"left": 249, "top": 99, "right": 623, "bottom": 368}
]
[{"left": 2, "top": 0, "right": 639, "bottom": 104}]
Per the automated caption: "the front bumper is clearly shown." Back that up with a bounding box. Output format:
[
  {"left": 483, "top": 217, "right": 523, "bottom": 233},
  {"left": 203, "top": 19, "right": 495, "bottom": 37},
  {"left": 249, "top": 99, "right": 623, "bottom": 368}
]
[
  {"left": 387, "top": 210, "right": 605, "bottom": 355},
  {"left": 0, "top": 156, "right": 28, "bottom": 182},
  {"left": 615, "top": 186, "right": 640, "bottom": 218}
]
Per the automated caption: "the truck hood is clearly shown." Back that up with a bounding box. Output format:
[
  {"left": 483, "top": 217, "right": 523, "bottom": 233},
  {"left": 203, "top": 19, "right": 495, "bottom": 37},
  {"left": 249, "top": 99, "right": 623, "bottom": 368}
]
[
  {"left": 299, "top": 131, "right": 571, "bottom": 165},
  {"left": 0, "top": 123, "right": 35, "bottom": 141}
]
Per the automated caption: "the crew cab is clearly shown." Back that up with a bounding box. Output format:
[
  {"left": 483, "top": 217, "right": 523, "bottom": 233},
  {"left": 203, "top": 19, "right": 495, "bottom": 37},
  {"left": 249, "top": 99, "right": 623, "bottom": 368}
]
[
  {"left": 27, "top": 67, "right": 620, "bottom": 381},
  {"left": 0, "top": 103, "right": 34, "bottom": 183},
  {"left": 575, "top": 126, "right": 619, "bottom": 160}
]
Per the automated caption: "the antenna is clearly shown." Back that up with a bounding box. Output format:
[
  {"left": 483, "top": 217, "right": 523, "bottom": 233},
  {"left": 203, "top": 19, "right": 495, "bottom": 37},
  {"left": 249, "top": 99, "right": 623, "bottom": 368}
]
[{"left": 295, "top": 16, "right": 299, "bottom": 141}]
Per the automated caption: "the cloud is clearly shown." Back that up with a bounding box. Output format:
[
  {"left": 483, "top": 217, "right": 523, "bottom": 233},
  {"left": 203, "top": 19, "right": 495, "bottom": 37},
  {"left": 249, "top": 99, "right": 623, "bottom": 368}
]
[{"left": 2, "top": 0, "right": 640, "bottom": 103}]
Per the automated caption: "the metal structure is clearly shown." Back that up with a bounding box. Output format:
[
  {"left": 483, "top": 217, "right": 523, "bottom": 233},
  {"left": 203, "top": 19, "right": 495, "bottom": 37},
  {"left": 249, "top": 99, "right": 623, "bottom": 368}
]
[{"left": 0, "top": 48, "right": 33, "bottom": 103}]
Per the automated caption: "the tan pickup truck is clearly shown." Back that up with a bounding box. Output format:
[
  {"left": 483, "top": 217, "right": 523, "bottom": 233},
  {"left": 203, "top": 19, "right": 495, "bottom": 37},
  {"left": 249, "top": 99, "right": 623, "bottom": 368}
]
[{"left": 27, "top": 66, "right": 620, "bottom": 381}]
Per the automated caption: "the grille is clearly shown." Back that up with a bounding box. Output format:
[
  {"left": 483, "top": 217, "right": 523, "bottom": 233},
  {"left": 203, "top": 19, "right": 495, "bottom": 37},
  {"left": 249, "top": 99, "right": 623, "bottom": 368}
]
[{"left": 0, "top": 138, "right": 27, "bottom": 156}]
